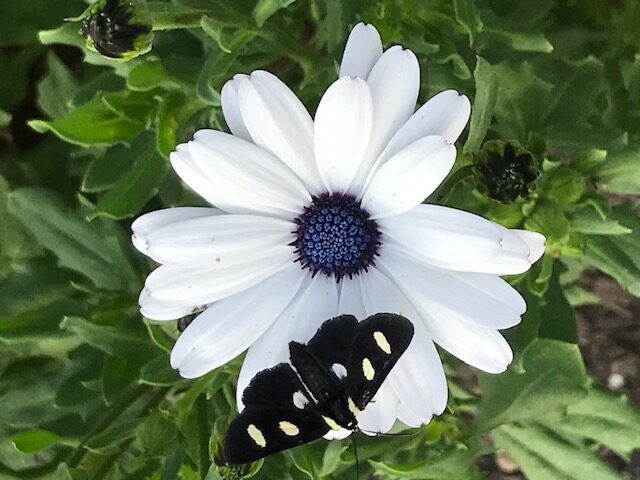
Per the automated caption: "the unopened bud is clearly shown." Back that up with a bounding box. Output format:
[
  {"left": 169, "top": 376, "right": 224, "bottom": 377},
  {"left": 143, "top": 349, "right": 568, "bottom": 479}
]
[{"left": 473, "top": 141, "right": 540, "bottom": 203}]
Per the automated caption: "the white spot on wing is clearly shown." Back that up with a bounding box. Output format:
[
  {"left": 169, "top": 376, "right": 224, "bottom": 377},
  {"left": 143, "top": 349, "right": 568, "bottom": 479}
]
[
  {"left": 373, "top": 331, "right": 391, "bottom": 354},
  {"left": 348, "top": 397, "right": 361, "bottom": 417},
  {"left": 279, "top": 421, "right": 299, "bottom": 436},
  {"left": 247, "top": 424, "right": 266, "bottom": 447},
  {"left": 322, "top": 416, "right": 341, "bottom": 431},
  {"left": 362, "top": 358, "right": 375, "bottom": 381},
  {"left": 331, "top": 363, "right": 347, "bottom": 379},
  {"left": 293, "top": 391, "right": 308, "bottom": 409}
]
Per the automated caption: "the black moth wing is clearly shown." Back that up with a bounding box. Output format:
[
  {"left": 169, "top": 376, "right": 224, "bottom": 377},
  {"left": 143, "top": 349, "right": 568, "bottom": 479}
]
[
  {"left": 288, "top": 315, "right": 358, "bottom": 404},
  {"left": 224, "top": 406, "right": 329, "bottom": 464},
  {"left": 303, "top": 314, "right": 358, "bottom": 374},
  {"left": 242, "top": 363, "right": 312, "bottom": 409},
  {"left": 347, "top": 313, "right": 414, "bottom": 409}
]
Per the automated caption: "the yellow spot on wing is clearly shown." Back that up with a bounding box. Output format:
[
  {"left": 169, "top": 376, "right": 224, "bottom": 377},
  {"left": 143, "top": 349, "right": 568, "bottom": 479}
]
[
  {"left": 373, "top": 331, "right": 391, "bottom": 354},
  {"left": 279, "top": 421, "right": 299, "bottom": 436},
  {"left": 323, "top": 416, "right": 341, "bottom": 431},
  {"left": 362, "top": 358, "right": 375, "bottom": 381},
  {"left": 247, "top": 424, "right": 266, "bottom": 448},
  {"left": 348, "top": 397, "right": 361, "bottom": 417}
]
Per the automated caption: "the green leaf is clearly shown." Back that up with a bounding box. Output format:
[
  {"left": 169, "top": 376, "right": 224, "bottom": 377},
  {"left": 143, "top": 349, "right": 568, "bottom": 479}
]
[
  {"left": 453, "top": 0, "right": 483, "bottom": 46},
  {"left": 552, "top": 386, "right": 640, "bottom": 460},
  {"left": 524, "top": 199, "right": 570, "bottom": 242},
  {"left": 127, "top": 59, "right": 184, "bottom": 92},
  {"left": 157, "top": 92, "right": 206, "bottom": 157},
  {"left": 12, "top": 430, "right": 61, "bottom": 454},
  {"left": 197, "top": 30, "right": 257, "bottom": 105},
  {"left": 486, "top": 29, "right": 554, "bottom": 53},
  {"left": 583, "top": 204, "right": 640, "bottom": 297},
  {"left": 89, "top": 133, "right": 169, "bottom": 220},
  {"left": 493, "top": 423, "right": 619, "bottom": 480},
  {"left": 477, "top": 339, "right": 587, "bottom": 431},
  {"left": 0, "top": 0, "right": 85, "bottom": 47},
  {"left": 369, "top": 445, "right": 475, "bottom": 479},
  {"left": 464, "top": 57, "right": 498, "bottom": 153},
  {"left": 137, "top": 412, "right": 178, "bottom": 457},
  {"left": 545, "top": 166, "right": 586, "bottom": 204},
  {"left": 570, "top": 209, "right": 632, "bottom": 236},
  {"left": 82, "top": 146, "right": 135, "bottom": 193},
  {"left": 29, "top": 96, "right": 145, "bottom": 147},
  {"left": 596, "top": 149, "right": 640, "bottom": 195},
  {"left": 0, "top": 108, "right": 10, "bottom": 128},
  {"left": 37, "top": 52, "right": 78, "bottom": 119},
  {"left": 140, "top": 356, "right": 184, "bottom": 387},
  {"left": 7, "top": 188, "right": 137, "bottom": 291},
  {"left": 60, "top": 316, "right": 153, "bottom": 360},
  {"left": 252, "top": 0, "right": 296, "bottom": 27}
]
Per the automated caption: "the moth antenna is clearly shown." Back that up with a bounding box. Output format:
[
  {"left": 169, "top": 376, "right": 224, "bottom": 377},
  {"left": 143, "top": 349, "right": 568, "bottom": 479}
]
[{"left": 352, "top": 432, "right": 360, "bottom": 480}]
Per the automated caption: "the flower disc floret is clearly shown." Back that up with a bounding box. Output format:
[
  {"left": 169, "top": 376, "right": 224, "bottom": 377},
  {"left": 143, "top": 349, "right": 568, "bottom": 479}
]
[{"left": 293, "top": 193, "right": 380, "bottom": 281}]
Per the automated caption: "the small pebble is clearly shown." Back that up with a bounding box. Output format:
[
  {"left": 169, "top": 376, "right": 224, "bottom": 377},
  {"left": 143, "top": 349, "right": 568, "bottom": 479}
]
[{"left": 607, "top": 372, "right": 625, "bottom": 390}]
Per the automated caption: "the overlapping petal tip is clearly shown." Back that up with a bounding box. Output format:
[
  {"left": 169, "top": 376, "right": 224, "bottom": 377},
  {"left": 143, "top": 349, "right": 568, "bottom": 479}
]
[
  {"left": 314, "top": 76, "right": 373, "bottom": 193},
  {"left": 221, "top": 74, "right": 251, "bottom": 141},
  {"left": 350, "top": 46, "right": 421, "bottom": 193},
  {"left": 171, "top": 265, "right": 306, "bottom": 379},
  {"left": 237, "top": 70, "right": 323, "bottom": 193},
  {"left": 361, "top": 135, "right": 457, "bottom": 219},
  {"left": 381, "top": 90, "right": 471, "bottom": 162},
  {"left": 380, "top": 204, "right": 546, "bottom": 275},
  {"left": 172, "top": 130, "right": 311, "bottom": 218},
  {"left": 339, "top": 22, "right": 383, "bottom": 79},
  {"left": 132, "top": 207, "right": 221, "bottom": 260},
  {"left": 139, "top": 288, "right": 202, "bottom": 321}
]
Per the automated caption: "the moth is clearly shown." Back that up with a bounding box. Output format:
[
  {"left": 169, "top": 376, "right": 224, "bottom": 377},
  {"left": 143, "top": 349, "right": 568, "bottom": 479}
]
[{"left": 224, "top": 313, "right": 414, "bottom": 464}]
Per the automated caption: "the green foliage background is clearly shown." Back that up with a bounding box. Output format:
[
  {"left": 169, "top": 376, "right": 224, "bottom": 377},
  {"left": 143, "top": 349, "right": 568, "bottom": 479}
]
[{"left": 1, "top": 0, "right": 640, "bottom": 478}]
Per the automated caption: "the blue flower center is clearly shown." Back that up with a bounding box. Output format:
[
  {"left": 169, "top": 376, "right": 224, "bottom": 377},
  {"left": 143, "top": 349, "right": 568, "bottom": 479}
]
[{"left": 293, "top": 193, "right": 381, "bottom": 281}]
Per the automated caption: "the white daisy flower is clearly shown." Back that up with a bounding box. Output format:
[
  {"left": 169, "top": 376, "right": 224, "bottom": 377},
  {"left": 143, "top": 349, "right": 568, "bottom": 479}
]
[{"left": 132, "top": 23, "right": 545, "bottom": 434}]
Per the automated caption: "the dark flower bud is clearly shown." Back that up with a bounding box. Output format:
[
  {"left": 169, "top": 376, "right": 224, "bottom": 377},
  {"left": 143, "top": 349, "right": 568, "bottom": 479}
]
[
  {"left": 80, "top": 0, "right": 153, "bottom": 60},
  {"left": 473, "top": 141, "right": 540, "bottom": 203}
]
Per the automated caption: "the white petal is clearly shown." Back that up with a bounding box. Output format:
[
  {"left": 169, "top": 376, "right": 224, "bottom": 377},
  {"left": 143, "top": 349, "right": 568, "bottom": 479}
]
[
  {"left": 132, "top": 207, "right": 220, "bottom": 259},
  {"left": 391, "top": 331, "right": 446, "bottom": 426},
  {"left": 424, "top": 314, "right": 513, "bottom": 374},
  {"left": 358, "top": 267, "right": 446, "bottom": 426},
  {"left": 379, "top": 205, "right": 503, "bottom": 266},
  {"left": 139, "top": 288, "right": 200, "bottom": 321},
  {"left": 145, "top": 249, "right": 293, "bottom": 306},
  {"left": 185, "top": 130, "right": 311, "bottom": 218},
  {"left": 514, "top": 229, "right": 546, "bottom": 263},
  {"left": 236, "top": 274, "right": 340, "bottom": 409},
  {"left": 351, "top": 46, "right": 420, "bottom": 193},
  {"left": 339, "top": 23, "right": 383, "bottom": 79},
  {"left": 170, "top": 146, "right": 248, "bottom": 213},
  {"left": 221, "top": 74, "right": 252, "bottom": 141},
  {"left": 338, "top": 278, "right": 366, "bottom": 318},
  {"left": 361, "top": 136, "right": 456, "bottom": 219},
  {"left": 144, "top": 214, "right": 294, "bottom": 266},
  {"left": 379, "top": 247, "right": 523, "bottom": 330},
  {"left": 314, "top": 77, "right": 373, "bottom": 193},
  {"left": 379, "top": 251, "right": 514, "bottom": 373},
  {"left": 171, "top": 265, "right": 306, "bottom": 378},
  {"left": 324, "top": 428, "right": 352, "bottom": 440},
  {"left": 238, "top": 71, "right": 323, "bottom": 193},
  {"left": 382, "top": 210, "right": 540, "bottom": 275},
  {"left": 381, "top": 90, "right": 471, "bottom": 162},
  {"left": 357, "top": 383, "right": 398, "bottom": 434}
]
